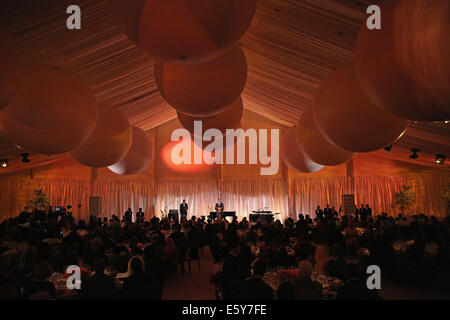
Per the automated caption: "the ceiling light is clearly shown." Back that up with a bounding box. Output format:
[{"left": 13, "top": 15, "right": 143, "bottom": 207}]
[
  {"left": 20, "top": 153, "right": 31, "bottom": 163},
  {"left": 410, "top": 148, "right": 420, "bottom": 159},
  {"left": 0, "top": 159, "right": 8, "bottom": 168},
  {"left": 435, "top": 154, "right": 445, "bottom": 165}
]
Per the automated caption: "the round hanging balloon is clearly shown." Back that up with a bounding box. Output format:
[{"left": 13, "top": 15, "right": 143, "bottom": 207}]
[
  {"left": 108, "top": 126, "right": 153, "bottom": 175},
  {"left": 111, "top": 0, "right": 257, "bottom": 63},
  {"left": 0, "top": 65, "right": 98, "bottom": 155},
  {"left": 177, "top": 97, "right": 243, "bottom": 150},
  {"left": 0, "top": 25, "right": 21, "bottom": 110},
  {"left": 70, "top": 103, "right": 132, "bottom": 168},
  {"left": 281, "top": 126, "right": 324, "bottom": 173},
  {"left": 155, "top": 46, "right": 247, "bottom": 116},
  {"left": 295, "top": 108, "right": 354, "bottom": 166},
  {"left": 314, "top": 64, "right": 409, "bottom": 153},
  {"left": 355, "top": 0, "right": 450, "bottom": 121},
  {"left": 177, "top": 97, "right": 243, "bottom": 135}
]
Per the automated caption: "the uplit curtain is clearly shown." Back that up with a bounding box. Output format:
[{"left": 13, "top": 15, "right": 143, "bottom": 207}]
[
  {"left": 154, "top": 180, "right": 219, "bottom": 218},
  {"left": 289, "top": 177, "right": 354, "bottom": 217},
  {"left": 0, "top": 175, "right": 448, "bottom": 222},
  {"left": 408, "top": 174, "right": 449, "bottom": 217},
  {"left": 219, "top": 179, "right": 289, "bottom": 219}
]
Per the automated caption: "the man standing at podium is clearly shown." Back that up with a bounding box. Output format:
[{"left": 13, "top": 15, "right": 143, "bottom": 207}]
[
  {"left": 215, "top": 199, "right": 224, "bottom": 219},
  {"left": 180, "top": 199, "right": 188, "bottom": 221}
]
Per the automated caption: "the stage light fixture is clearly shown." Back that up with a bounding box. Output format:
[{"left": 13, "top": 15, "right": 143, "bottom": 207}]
[
  {"left": 384, "top": 144, "right": 393, "bottom": 152},
  {"left": 410, "top": 148, "right": 420, "bottom": 159},
  {"left": 0, "top": 159, "right": 8, "bottom": 168},
  {"left": 435, "top": 154, "right": 445, "bottom": 165},
  {"left": 20, "top": 153, "right": 31, "bottom": 163}
]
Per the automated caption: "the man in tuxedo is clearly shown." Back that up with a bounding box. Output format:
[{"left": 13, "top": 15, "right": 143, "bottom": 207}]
[
  {"left": 180, "top": 199, "right": 188, "bottom": 220},
  {"left": 136, "top": 208, "right": 144, "bottom": 221},
  {"left": 324, "top": 204, "right": 332, "bottom": 216},
  {"left": 315, "top": 205, "right": 323, "bottom": 219},
  {"left": 124, "top": 208, "right": 132, "bottom": 223},
  {"left": 359, "top": 204, "right": 366, "bottom": 221},
  {"left": 215, "top": 199, "right": 224, "bottom": 219},
  {"left": 365, "top": 204, "right": 372, "bottom": 217}
]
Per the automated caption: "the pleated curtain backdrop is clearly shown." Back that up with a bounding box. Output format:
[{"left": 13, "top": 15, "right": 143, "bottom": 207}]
[{"left": 0, "top": 175, "right": 448, "bottom": 222}]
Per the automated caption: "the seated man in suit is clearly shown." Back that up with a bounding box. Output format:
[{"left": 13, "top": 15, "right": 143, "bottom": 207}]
[
  {"left": 242, "top": 259, "right": 274, "bottom": 300},
  {"left": 293, "top": 260, "right": 322, "bottom": 300},
  {"left": 180, "top": 199, "right": 188, "bottom": 221}
]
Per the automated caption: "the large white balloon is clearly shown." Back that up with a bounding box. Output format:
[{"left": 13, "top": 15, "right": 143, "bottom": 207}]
[
  {"left": 70, "top": 103, "right": 132, "bottom": 167},
  {"left": 281, "top": 126, "right": 324, "bottom": 173},
  {"left": 1, "top": 65, "right": 98, "bottom": 155},
  {"left": 108, "top": 127, "right": 153, "bottom": 175},
  {"left": 315, "top": 64, "right": 409, "bottom": 153},
  {"left": 355, "top": 0, "right": 450, "bottom": 121}
]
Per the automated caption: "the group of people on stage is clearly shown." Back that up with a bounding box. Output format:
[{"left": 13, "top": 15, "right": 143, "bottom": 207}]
[
  {"left": 179, "top": 199, "right": 224, "bottom": 221},
  {"left": 123, "top": 208, "right": 145, "bottom": 223},
  {"left": 121, "top": 199, "right": 225, "bottom": 224},
  {"left": 315, "top": 204, "right": 372, "bottom": 220},
  {"left": 124, "top": 201, "right": 371, "bottom": 224}
]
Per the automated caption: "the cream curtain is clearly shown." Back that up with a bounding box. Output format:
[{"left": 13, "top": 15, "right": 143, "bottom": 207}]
[{"left": 0, "top": 175, "right": 448, "bottom": 222}]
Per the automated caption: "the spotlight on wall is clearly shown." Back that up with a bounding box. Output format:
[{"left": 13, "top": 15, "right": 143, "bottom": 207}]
[
  {"left": 384, "top": 144, "right": 393, "bottom": 152},
  {"left": 410, "top": 148, "right": 420, "bottom": 159},
  {"left": 0, "top": 159, "right": 8, "bottom": 168},
  {"left": 20, "top": 153, "right": 31, "bottom": 163},
  {"left": 435, "top": 154, "right": 445, "bottom": 165}
]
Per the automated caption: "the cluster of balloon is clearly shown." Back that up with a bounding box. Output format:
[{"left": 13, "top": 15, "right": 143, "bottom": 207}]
[
  {"left": 110, "top": 0, "right": 257, "bottom": 63},
  {"left": 281, "top": 127, "right": 324, "bottom": 173},
  {"left": 0, "top": 65, "right": 98, "bottom": 155},
  {"left": 295, "top": 108, "right": 354, "bottom": 166},
  {"left": 155, "top": 46, "right": 247, "bottom": 116},
  {"left": 70, "top": 103, "right": 132, "bottom": 168},
  {"left": 355, "top": 0, "right": 450, "bottom": 121},
  {"left": 0, "top": 25, "right": 21, "bottom": 109},
  {"left": 314, "top": 64, "right": 409, "bottom": 153},
  {"left": 108, "top": 127, "right": 153, "bottom": 175}
]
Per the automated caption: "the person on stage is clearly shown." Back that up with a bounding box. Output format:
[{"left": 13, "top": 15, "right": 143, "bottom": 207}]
[
  {"left": 180, "top": 199, "right": 188, "bottom": 221},
  {"left": 124, "top": 208, "right": 132, "bottom": 224},
  {"left": 136, "top": 208, "right": 144, "bottom": 222},
  {"left": 215, "top": 199, "right": 224, "bottom": 219}
]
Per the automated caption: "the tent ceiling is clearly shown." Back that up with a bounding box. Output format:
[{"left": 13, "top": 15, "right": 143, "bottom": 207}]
[{"left": 0, "top": 0, "right": 448, "bottom": 170}]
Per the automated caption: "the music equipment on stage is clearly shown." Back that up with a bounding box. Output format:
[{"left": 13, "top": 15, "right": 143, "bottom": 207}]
[
  {"left": 223, "top": 211, "right": 236, "bottom": 218},
  {"left": 250, "top": 208, "right": 274, "bottom": 223},
  {"left": 208, "top": 211, "right": 217, "bottom": 219},
  {"left": 208, "top": 211, "right": 236, "bottom": 219},
  {"left": 168, "top": 209, "right": 179, "bottom": 220}
]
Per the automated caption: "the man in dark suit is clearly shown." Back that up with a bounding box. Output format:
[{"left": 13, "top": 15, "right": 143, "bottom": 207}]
[
  {"left": 124, "top": 208, "right": 132, "bottom": 223},
  {"left": 324, "top": 204, "right": 332, "bottom": 216},
  {"left": 365, "top": 204, "right": 372, "bottom": 217},
  {"left": 293, "top": 260, "right": 322, "bottom": 300},
  {"left": 359, "top": 204, "right": 366, "bottom": 220},
  {"left": 215, "top": 199, "right": 224, "bottom": 219},
  {"left": 242, "top": 260, "right": 274, "bottom": 300},
  {"left": 180, "top": 199, "right": 188, "bottom": 220},
  {"left": 80, "top": 258, "right": 115, "bottom": 300},
  {"left": 315, "top": 205, "right": 323, "bottom": 219},
  {"left": 336, "top": 263, "right": 380, "bottom": 300},
  {"left": 136, "top": 208, "right": 144, "bottom": 221}
]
